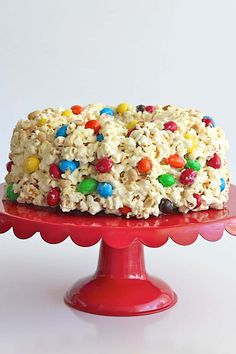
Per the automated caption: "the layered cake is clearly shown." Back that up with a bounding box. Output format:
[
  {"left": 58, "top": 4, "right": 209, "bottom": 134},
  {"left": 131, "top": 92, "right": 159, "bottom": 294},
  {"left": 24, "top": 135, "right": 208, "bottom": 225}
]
[{"left": 4, "top": 103, "right": 230, "bottom": 219}]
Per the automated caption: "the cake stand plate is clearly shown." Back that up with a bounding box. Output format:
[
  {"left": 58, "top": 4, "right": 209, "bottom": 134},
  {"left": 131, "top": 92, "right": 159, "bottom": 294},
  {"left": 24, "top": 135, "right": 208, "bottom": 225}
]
[{"left": 1, "top": 183, "right": 236, "bottom": 316}]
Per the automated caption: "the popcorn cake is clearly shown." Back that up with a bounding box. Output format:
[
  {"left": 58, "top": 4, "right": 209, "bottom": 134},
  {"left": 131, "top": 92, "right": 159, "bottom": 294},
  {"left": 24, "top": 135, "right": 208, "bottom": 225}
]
[{"left": 4, "top": 103, "right": 230, "bottom": 219}]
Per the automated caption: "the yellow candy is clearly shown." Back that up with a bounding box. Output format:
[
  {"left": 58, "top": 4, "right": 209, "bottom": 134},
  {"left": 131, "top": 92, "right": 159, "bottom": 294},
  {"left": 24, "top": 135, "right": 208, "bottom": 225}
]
[
  {"left": 24, "top": 156, "right": 40, "bottom": 173},
  {"left": 185, "top": 133, "right": 198, "bottom": 153},
  {"left": 117, "top": 103, "right": 129, "bottom": 114},
  {"left": 127, "top": 120, "right": 138, "bottom": 131},
  {"left": 38, "top": 117, "right": 47, "bottom": 127},
  {"left": 62, "top": 109, "right": 71, "bottom": 117}
]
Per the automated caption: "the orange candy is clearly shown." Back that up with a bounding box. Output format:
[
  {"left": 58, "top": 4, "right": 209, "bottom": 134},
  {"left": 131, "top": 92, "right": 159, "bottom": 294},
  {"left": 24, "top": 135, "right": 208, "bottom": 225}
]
[
  {"left": 85, "top": 120, "right": 101, "bottom": 134},
  {"left": 137, "top": 158, "right": 152, "bottom": 173},
  {"left": 71, "top": 105, "right": 83, "bottom": 115},
  {"left": 166, "top": 154, "right": 185, "bottom": 168}
]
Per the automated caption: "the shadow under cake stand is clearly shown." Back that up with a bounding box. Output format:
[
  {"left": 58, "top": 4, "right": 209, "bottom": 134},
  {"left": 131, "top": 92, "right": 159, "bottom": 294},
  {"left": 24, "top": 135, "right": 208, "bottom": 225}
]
[{"left": 0, "top": 183, "right": 236, "bottom": 316}]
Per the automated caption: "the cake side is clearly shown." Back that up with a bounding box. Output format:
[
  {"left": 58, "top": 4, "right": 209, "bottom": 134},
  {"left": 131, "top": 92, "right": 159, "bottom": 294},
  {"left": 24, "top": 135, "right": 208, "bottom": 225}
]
[{"left": 4, "top": 104, "right": 231, "bottom": 219}]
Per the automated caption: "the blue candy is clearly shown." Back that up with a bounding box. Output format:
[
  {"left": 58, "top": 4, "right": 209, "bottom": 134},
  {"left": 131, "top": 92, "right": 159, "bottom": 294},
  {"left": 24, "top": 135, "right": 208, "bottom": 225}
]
[
  {"left": 74, "top": 160, "right": 80, "bottom": 167},
  {"left": 59, "top": 160, "right": 80, "bottom": 173},
  {"left": 97, "top": 182, "right": 113, "bottom": 198},
  {"left": 97, "top": 133, "right": 104, "bottom": 142},
  {"left": 220, "top": 178, "right": 226, "bottom": 192},
  {"left": 100, "top": 108, "right": 114, "bottom": 116},
  {"left": 203, "top": 116, "right": 216, "bottom": 127},
  {"left": 55, "top": 125, "right": 68, "bottom": 138}
]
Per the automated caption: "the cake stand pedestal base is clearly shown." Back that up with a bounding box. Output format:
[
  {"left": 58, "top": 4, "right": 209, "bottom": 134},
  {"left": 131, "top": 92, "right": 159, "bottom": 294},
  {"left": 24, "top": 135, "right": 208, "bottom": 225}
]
[{"left": 65, "top": 239, "right": 177, "bottom": 316}]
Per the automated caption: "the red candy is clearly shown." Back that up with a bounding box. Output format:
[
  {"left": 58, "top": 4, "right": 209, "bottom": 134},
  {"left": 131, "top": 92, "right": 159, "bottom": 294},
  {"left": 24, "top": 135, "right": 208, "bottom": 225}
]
[
  {"left": 47, "top": 187, "right": 60, "bottom": 206},
  {"left": 49, "top": 163, "right": 61, "bottom": 179},
  {"left": 164, "top": 121, "right": 178, "bottom": 132},
  {"left": 95, "top": 157, "right": 113, "bottom": 173},
  {"left": 202, "top": 117, "right": 214, "bottom": 127},
  {"left": 180, "top": 169, "right": 197, "bottom": 185},
  {"left": 145, "top": 105, "right": 155, "bottom": 113},
  {"left": 207, "top": 153, "right": 221, "bottom": 169},
  {"left": 119, "top": 206, "right": 132, "bottom": 215},
  {"left": 71, "top": 105, "right": 83, "bottom": 115},
  {"left": 193, "top": 193, "right": 202, "bottom": 208},
  {"left": 6, "top": 161, "right": 13, "bottom": 172},
  {"left": 85, "top": 120, "right": 101, "bottom": 134}
]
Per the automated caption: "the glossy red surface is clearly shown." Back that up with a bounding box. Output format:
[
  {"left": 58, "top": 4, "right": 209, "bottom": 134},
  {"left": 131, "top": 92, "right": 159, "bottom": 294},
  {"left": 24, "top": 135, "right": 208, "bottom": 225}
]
[
  {"left": 1, "top": 183, "right": 236, "bottom": 316},
  {"left": 65, "top": 240, "right": 177, "bottom": 316}
]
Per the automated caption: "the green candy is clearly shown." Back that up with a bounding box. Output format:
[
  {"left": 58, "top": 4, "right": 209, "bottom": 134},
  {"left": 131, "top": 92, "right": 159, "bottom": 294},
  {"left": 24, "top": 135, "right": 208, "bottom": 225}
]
[
  {"left": 77, "top": 178, "right": 98, "bottom": 195},
  {"left": 6, "top": 183, "right": 19, "bottom": 201},
  {"left": 185, "top": 159, "right": 201, "bottom": 172},
  {"left": 158, "top": 174, "right": 176, "bottom": 187}
]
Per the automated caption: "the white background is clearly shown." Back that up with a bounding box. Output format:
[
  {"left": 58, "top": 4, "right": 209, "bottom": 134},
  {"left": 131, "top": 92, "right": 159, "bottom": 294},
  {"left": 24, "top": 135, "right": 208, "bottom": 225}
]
[{"left": 0, "top": 1, "right": 236, "bottom": 353}]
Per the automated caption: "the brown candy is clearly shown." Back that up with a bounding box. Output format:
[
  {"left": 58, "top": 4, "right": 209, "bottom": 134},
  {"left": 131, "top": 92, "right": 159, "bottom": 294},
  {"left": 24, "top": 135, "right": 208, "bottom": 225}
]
[
  {"left": 136, "top": 105, "right": 145, "bottom": 113},
  {"left": 159, "top": 198, "right": 178, "bottom": 214}
]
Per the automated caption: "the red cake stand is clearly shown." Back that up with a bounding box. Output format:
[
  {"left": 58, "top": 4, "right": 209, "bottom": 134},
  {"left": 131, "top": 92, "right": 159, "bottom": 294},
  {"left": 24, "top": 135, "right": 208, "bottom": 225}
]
[{"left": 1, "top": 183, "right": 236, "bottom": 316}]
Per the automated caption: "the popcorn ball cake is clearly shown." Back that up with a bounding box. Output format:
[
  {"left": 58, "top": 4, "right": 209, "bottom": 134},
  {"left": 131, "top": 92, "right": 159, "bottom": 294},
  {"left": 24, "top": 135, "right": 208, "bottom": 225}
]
[{"left": 4, "top": 103, "right": 230, "bottom": 219}]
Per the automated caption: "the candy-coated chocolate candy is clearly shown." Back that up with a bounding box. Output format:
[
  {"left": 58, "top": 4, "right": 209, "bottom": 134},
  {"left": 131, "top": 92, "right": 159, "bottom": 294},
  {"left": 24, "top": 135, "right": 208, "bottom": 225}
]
[
  {"left": 137, "top": 158, "right": 152, "bottom": 173},
  {"left": 49, "top": 163, "right": 61, "bottom": 179},
  {"left": 145, "top": 105, "right": 155, "bottom": 113},
  {"left": 193, "top": 193, "right": 202, "bottom": 208},
  {"left": 158, "top": 174, "right": 176, "bottom": 187},
  {"left": 117, "top": 103, "right": 129, "bottom": 114},
  {"left": 100, "top": 108, "right": 114, "bottom": 116},
  {"left": 62, "top": 109, "right": 71, "bottom": 117},
  {"left": 38, "top": 117, "right": 47, "bottom": 127},
  {"left": 164, "top": 121, "right": 177, "bottom": 132},
  {"left": 207, "top": 153, "right": 221, "bottom": 169},
  {"left": 180, "top": 168, "right": 197, "bottom": 185},
  {"left": 71, "top": 105, "right": 83, "bottom": 115},
  {"left": 95, "top": 157, "right": 113, "bottom": 173},
  {"left": 220, "top": 178, "right": 226, "bottom": 192},
  {"left": 202, "top": 116, "right": 216, "bottom": 127},
  {"left": 96, "top": 133, "right": 104, "bottom": 142},
  {"left": 97, "top": 182, "right": 113, "bottom": 198},
  {"left": 159, "top": 198, "right": 177, "bottom": 214},
  {"left": 119, "top": 206, "right": 132, "bottom": 215},
  {"left": 6, "top": 161, "right": 13, "bottom": 173},
  {"left": 166, "top": 154, "right": 185, "bottom": 168},
  {"left": 47, "top": 187, "right": 60, "bottom": 206},
  {"left": 185, "top": 159, "right": 201, "bottom": 171},
  {"left": 6, "top": 183, "right": 19, "bottom": 201},
  {"left": 77, "top": 178, "right": 98, "bottom": 195},
  {"left": 185, "top": 133, "right": 197, "bottom": 154},
  {"left": 55, "top": 125, "right": 67, "bottom": 138},
  {"left": 127, "top": 120, "right": 138, "bottom": 132},
  {"left": 24, "top": 156, "right": 40, "bottom": 173},
  {"left": 58, "top": 160, "right": 80, "bottom": 173},
  {"left": 85, "top": 119, "right": 101, "bottom": 134},
  {"left": 136, "top": 105, "right": 145, "bottom": 113}
]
